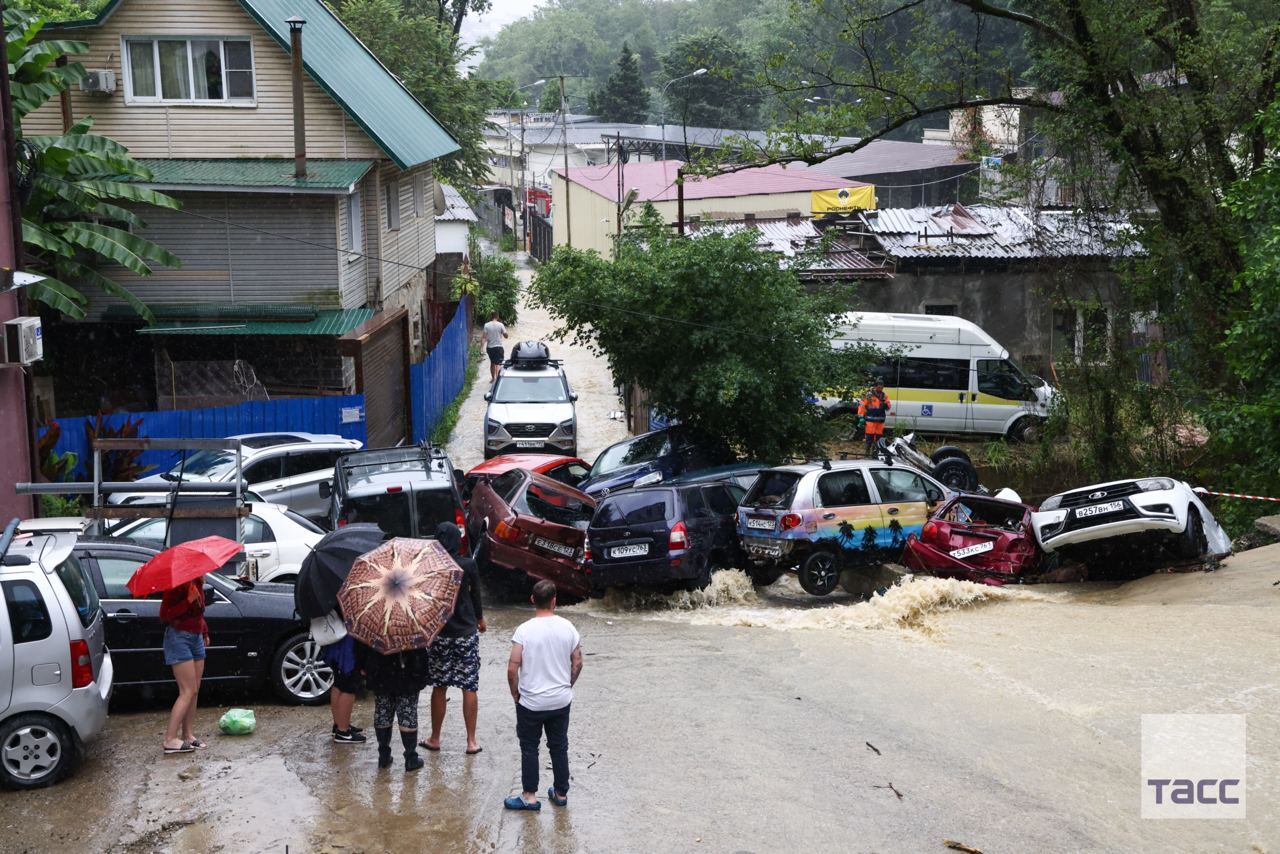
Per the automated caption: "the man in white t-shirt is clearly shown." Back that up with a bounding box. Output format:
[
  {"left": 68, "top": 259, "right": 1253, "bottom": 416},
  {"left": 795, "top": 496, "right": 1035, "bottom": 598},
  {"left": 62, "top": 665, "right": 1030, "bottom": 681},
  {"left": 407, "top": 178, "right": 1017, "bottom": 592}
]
[
  {"left": 483, "top": 312, "right": 508, "bottom": 382},
  {"left": 503, "top": 579, "right": 582, "bottom": 811}
]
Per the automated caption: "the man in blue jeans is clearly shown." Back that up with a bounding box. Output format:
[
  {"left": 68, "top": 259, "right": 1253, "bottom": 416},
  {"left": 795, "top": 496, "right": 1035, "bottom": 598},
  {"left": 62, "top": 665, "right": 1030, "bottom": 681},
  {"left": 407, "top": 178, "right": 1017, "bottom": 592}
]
[{"left": 504, "top": 579, "right": 583, "bottom": 811}]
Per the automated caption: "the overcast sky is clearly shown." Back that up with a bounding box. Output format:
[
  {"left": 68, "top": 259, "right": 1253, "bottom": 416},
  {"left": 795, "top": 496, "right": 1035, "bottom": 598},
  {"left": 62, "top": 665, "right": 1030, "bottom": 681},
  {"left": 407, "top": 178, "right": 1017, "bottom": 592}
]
[{"left": 459, "top": 0, "right": 546, "bottom": 50}]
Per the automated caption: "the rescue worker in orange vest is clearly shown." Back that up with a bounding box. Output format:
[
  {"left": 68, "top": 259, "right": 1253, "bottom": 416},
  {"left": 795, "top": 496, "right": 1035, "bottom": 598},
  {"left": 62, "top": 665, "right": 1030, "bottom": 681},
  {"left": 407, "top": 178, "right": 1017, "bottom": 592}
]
[{"left": 857, "top": 377, "right": 891, "bottom": 456}]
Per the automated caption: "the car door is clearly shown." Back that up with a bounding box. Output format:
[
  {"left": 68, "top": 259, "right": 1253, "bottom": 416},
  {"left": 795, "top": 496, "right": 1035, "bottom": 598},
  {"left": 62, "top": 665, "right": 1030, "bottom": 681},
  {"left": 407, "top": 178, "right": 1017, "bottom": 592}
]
[
  {"left": 679, "top": 487, "right": 714, "bottom": 555},
  {"left": 87, "top": 551, "right": 169, "bottom": 685},
  {"left": 277, "top": 449, "right": 344, "bottom": 519},
  {"left": 242, "top": 514, "right": 281, "bottom": 581},
  {"left": 971, "top": 358, "right": 1035, "bottom": 434},
  {"left": 892, "top": 356, "right": 972, "bottom": 433},
  {"left": 867, "top": 467, "right": 936, "bottom": 548},
  {"left": 702, "top": 484, "right": 745, "bottom": 559},
  {"left": 242, "top": 454, "right": 287, "bottom": 504},
  {"left": 814, "top": 469, "right": 888, "bottom": 559},
  {"left": 200, "top": 578, "right": 248, "bottom": 681}
]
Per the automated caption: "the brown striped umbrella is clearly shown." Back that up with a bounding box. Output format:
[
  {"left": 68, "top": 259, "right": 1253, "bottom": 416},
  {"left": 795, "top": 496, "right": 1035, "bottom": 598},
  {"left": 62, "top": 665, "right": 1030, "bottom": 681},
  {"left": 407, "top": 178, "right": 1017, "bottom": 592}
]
[{"left": 337, "top": 538, "right": 462, "bottom": 654}]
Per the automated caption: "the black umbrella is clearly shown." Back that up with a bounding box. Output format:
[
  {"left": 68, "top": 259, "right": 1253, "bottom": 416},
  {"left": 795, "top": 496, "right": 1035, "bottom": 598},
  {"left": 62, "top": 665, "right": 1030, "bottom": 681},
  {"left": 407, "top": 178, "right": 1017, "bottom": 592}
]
[{"left": 295, "top": 524, "right": 386, "bottom": 619}]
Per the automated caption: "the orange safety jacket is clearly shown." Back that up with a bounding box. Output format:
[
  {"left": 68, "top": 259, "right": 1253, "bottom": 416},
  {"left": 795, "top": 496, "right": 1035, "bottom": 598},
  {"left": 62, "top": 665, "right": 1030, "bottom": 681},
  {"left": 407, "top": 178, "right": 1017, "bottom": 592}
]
[{"left": 858, "top": 390, "right": 891, "bottom": 428}]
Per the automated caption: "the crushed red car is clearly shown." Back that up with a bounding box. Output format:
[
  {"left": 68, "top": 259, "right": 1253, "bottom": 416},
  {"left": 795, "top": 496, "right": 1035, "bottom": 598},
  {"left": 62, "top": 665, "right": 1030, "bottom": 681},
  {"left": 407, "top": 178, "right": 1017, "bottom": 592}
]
[
  {"left": 461, "top": 454, "right": 591, "bottom": 505},
  {"left": 902, "top": 494, "right": 1041, "bottom": 585},
  {"left": 467, "top": 468, "right": 596, "bottom": 600}
]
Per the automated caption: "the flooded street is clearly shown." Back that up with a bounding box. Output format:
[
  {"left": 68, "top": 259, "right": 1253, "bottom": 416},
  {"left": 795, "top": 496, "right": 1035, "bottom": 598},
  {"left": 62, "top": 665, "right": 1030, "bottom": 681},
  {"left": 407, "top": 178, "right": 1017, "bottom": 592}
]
[
  {"left": 445, "top": 256, "right": 630, "bottom": 474},
  {"left": 3, "top": 546, "right": 1275, "bottom": 852}
]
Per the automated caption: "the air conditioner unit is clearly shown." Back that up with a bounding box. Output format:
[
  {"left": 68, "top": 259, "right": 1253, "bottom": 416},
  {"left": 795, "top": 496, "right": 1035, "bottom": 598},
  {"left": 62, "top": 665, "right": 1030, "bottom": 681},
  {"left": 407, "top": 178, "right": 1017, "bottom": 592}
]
[
  {"left": 2, "top": 317, "right": 43, "bottom": 366},
  {"left": 79, "top": 69, "right": 117, "bottom": 95}
]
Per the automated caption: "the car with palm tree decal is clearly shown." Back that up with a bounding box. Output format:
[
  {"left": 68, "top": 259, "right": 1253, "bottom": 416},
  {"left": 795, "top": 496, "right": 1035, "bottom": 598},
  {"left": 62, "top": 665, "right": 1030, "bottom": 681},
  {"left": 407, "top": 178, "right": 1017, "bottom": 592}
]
[{"left": 737, "top": 460, "right": 952, "bottom": 595}]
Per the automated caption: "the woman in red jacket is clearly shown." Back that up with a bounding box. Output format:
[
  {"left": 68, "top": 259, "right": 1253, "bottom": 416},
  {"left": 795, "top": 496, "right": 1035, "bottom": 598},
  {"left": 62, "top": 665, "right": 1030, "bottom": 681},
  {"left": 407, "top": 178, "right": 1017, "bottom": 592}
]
[{"left": 160, "top": 578, "right": 208, "bottom": 755}]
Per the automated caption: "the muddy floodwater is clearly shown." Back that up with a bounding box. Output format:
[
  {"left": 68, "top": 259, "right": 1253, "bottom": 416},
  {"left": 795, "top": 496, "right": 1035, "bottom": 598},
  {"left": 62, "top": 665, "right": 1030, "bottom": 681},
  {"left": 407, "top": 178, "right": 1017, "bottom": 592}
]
[{"left": 2, "top": 545, "right": 1276, "bottom": 852}]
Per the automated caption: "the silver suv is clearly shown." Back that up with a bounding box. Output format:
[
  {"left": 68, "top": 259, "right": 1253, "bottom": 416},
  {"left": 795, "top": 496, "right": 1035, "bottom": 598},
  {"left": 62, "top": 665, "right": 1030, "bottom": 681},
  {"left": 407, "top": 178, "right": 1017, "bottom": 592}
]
[
  {"left": 0, "top": 521, "right": 113, "bottom": 789},
  {"left": 483, "top": 342, "right": 577, "bottom": 459},
  {"left": 109, "top": 432, "right": 362, "bottom": 521}
]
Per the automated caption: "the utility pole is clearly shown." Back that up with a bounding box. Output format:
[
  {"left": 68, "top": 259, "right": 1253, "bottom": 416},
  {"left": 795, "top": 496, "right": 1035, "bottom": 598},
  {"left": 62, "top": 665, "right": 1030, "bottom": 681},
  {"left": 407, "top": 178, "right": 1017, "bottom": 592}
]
[
  {"left": 615, "top": 133, "right": 623, "bottom": 238},
  {"left": 676, "top": 166, "right": 685, "bottom": 236},
  {"left": 518, "top": 115, "right": 527, "bottom": 249},
  {"left": 560, "top": 75, "right": 571, "bottom": 248}
]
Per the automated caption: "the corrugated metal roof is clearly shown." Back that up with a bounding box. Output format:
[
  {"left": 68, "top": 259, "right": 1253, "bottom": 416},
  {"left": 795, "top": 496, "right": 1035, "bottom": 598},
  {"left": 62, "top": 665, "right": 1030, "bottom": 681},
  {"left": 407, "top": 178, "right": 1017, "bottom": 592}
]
[
  {"left": 139, "top": 308, "right": 373, "bottom": 336},
  {"left": 61, "top": 0, "right": 459, "bottom": 170},
  {"left": 136, "top": 159, "right": 372, "bottom": 192},
  {"left": 561, "top": 160, "right": 863, "bottom": 203},
  {"left": 687, "top": 218, "right": 893, "bottom": 279},
  {"left": 438, "top": 184, "right": 477, "bottom": 222},
  {"left": 805, "top": 140, "right": 973, "bottom": 178},
  {"left": 861, "top": 203, "right": 1136, "bottom": 260},
  {"left": 487, "top": 121, "right": 858, "bottom": 151}
]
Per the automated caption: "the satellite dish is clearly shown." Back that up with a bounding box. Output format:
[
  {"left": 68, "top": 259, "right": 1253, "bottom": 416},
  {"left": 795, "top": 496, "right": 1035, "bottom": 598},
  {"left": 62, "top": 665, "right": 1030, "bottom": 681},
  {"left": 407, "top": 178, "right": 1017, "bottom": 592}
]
[{"left": 433, "top": 182, "right": 447, "bottom": 216}]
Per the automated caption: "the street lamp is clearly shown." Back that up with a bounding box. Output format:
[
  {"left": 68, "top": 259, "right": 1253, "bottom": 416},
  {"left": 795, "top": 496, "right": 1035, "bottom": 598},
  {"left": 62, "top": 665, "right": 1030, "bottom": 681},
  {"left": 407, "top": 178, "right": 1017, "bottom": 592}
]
[{"left": 660, "top": 68, "right": 707, "bottom": 161}]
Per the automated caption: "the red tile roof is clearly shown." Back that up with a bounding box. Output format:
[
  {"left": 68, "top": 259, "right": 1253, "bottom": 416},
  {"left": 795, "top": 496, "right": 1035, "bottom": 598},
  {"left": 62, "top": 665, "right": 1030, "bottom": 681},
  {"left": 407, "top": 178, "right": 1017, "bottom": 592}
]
[{"left": 555, "top": 160, "right": 866, "bottom": 203}]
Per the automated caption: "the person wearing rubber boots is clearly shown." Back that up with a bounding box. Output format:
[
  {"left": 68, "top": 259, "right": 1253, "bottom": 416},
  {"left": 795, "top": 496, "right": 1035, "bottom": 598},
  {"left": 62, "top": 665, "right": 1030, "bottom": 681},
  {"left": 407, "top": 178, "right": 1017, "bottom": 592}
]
[{"left": 857, "top": 377, "right": 891, "bottom": 456}]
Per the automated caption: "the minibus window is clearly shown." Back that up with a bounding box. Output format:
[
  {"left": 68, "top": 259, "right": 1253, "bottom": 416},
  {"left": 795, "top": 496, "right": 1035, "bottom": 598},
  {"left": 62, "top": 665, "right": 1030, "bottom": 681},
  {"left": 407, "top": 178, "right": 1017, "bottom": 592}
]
[{"left": 897, "top": 357, "right": 968, "bottom": 390}]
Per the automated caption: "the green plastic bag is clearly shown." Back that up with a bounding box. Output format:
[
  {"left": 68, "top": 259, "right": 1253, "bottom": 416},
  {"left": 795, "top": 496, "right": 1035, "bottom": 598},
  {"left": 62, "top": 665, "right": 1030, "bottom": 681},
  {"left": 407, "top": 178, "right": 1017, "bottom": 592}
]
[{"left": 219, "top": 708, "right": 256, "bottom": 735}]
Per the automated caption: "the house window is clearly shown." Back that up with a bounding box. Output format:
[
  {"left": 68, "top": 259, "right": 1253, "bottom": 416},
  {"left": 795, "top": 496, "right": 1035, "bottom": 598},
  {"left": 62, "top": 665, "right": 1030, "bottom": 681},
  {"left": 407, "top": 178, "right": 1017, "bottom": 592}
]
[
  {"left": 385, "top": 180, "right": 401, "bottom": 230},
  {"left": 124, "top": 37, "right": 255, "bottom": 104},
  {"left": 413, "top": 175, "right": 425, "bottom": 218},
  {"left": 924, "top": 304, "right": 957, "bottom": 316},
  {"left": 345, "top": 191, "right": 363, "bottom": 254}
]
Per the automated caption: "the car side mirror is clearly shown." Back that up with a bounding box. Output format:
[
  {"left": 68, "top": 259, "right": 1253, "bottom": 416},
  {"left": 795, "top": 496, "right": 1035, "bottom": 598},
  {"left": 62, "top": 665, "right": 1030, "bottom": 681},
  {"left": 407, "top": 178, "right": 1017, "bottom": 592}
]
[
  {"left": 483, "top": 391, "right": 492, "bottom": 401},
  {"left": 318, "top": 481, "right": 332, "bottom": 500},
  {"left": 569, "top": 392, "right": 578, "bottom": 402}
]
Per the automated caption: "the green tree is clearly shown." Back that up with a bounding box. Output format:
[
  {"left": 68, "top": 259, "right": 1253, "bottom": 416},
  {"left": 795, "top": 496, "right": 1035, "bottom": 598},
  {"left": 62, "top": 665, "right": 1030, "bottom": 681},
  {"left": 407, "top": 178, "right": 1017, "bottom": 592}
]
[
  {"left": 11, "top": 0, "right": 103, "bottom": 22},
  {"left": 594, "top": 42, "right": 649, "bottom": 123},
  {"left": 660, "top": 32, "right": 758, "bottom": 129},
  {"left": 8, "top": 8, "right": 180, "bottom": 320},
  {"left": 530, "top": 207, "right": 871, "bottom": 461},
  {"left": 335, "top": 0, "right": 496, "bottom": 189},
  {"left": 539, "top": 79, "right": 562, "bottom": 113}
]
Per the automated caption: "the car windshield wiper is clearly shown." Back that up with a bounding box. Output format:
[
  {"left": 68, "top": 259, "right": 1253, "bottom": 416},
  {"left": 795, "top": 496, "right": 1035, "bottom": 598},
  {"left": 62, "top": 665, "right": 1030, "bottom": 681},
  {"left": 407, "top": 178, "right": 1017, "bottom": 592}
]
[{"left": 159, "top": 472, "right": 180, "bottom": 482}]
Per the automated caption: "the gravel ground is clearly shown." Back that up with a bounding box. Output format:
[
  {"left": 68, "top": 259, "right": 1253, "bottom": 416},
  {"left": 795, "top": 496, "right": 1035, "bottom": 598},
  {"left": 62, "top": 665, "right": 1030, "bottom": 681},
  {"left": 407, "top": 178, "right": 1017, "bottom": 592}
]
[{"left": 445, "top": 254, "right": 630, "bottom": 472}]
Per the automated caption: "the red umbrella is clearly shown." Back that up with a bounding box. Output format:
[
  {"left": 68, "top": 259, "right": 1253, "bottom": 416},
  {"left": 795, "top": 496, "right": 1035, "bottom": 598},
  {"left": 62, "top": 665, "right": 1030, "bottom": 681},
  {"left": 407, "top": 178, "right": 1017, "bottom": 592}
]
[{"left": 126, "top": 536, "right": 242, "bottom": 598}]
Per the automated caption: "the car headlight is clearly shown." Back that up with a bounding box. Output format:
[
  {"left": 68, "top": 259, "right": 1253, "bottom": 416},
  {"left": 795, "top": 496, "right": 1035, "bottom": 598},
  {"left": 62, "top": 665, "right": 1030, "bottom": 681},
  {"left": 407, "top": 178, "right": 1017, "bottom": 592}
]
[
  {"left": 1039, "top": 494, "right": 1062, "bottom": 511},
  {"left": 486, "top": 419, "right": 503, "bottom": 436},
  {"left": 1135, "top": 477, "right": 1174, "bottom": 492}
]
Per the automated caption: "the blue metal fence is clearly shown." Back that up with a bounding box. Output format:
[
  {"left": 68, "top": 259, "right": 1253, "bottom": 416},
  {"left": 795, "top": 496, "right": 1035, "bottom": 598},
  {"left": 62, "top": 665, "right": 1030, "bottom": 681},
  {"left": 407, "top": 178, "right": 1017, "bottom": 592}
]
[
  {"left": 411, "top": 297, "right": 472, "bottom": 443},
  {"left": 44, "top": 395, "right": 367, "bottom": 479}
]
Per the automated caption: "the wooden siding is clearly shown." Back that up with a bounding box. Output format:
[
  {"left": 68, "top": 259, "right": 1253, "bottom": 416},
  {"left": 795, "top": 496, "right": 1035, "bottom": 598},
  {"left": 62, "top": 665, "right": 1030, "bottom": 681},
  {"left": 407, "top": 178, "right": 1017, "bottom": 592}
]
[
  {"left": 91, "top": 191, "right": 340, "bottom": 318},
  {"left": 27, "top": 0, "right": 382, "bottom": 160},
  {"left": 378, "top": 161, "right": 436, "bottom": 299},
  {"left": 336, "top": 187, "right": 369, "bottom": 311}
]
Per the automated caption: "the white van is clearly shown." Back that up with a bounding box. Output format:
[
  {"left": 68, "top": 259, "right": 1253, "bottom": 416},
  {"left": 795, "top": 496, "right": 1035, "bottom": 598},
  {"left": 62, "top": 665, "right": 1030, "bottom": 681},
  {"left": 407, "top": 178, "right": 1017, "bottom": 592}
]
[{"left": 824, "top": 312, "right": 1056, "bottom": 441}]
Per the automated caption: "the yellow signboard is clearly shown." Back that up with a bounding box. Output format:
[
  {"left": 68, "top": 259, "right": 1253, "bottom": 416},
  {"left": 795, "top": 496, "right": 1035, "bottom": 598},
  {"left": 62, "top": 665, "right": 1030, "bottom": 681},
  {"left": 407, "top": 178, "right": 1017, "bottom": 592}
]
[{"left": 811, "top": 186, "right": 876, "bottom": 213}]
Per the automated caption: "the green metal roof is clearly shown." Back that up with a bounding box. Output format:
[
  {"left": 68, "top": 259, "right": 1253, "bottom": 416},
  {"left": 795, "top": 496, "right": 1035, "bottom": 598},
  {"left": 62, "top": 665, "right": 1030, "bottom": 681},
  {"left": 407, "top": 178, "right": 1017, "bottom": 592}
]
[
  {"left": 136, "top": 159, "right": 373, "bottom": 192},
  {"left": 58, "top": 0, "right": 460, "bottom": 170},
  {"left": 136, "top": 307, "right": 374, "bottom": 336}
]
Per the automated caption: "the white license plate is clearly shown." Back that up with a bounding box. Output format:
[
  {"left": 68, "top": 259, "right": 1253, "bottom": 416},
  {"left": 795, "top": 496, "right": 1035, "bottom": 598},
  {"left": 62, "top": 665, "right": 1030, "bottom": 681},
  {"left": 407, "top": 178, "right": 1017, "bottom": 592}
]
[
  {"left": 610, "top": 543, "right": 649, "bottom": 559},
  {"left": 950, "top": 541, "right": 994, "bottom": 559},
  {"left": 516, "top": 440, "right": 542, "bottom": 449},
  {"left": 534, "top": 537, "right": 574, "bottom": 557},
  {"left": 748, "top": 543, "right": 783, "bottom": 558},
  {"left": 1075, "top": 500, "right": 1125, "bottom": 519},
  {"left": 747, "top": 517, "right": 775, "bottom": 530}
]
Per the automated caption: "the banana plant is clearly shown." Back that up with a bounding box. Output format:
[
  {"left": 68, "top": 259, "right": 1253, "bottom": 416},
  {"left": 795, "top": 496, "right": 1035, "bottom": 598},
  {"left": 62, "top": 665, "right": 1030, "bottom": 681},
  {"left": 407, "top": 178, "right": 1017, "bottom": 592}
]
[{"left": 7, "top": 7, "right": 180, "bottom": 321}]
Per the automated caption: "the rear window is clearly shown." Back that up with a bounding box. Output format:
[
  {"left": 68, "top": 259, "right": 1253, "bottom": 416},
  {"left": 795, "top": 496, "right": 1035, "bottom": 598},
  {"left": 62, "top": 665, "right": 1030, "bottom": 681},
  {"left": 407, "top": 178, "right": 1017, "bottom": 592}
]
[
  {"left": 591, "top": 432, "right": 672, "bottom": 477},
  {"left": 488, "top": 470, "right": 525, "bottom": 502},
  {"left": 3, "top": 580, "right": 52, "bottom": 643},
  {"left": 743, "top": 471, "right": 802, "bottom": 509},
  {"left": 416, "top": 489, "right": 460, "bottom": 533},
  {"left": 53, "top": 555, "right": 99, "bottom": 628},
  {"left": 518, "top": 481, "right": 594, "bottom": 527},
  {"left": 594, "top": 491, "right": 674, "bottom": 527},
  {"left": 343, "top": 493, "right": 412, "bottom": 536}
]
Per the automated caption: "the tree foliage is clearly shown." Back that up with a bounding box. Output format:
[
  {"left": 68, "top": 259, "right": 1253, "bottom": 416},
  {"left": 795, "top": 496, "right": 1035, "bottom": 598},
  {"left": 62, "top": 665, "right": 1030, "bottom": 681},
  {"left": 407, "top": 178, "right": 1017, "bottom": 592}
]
[
  {"left": 593, "top": 42, "right": 649, "bottom": 123},
  {"left": 452, "top": 231, "right": 520, "bottom": 326},
  {"left": 530, "top": 208, "right": 871, "bottom": 460},
  {"left": 11, "top": 0, "right": 104, "bottom": 22},
  {"left": 334, "top": 0, "right": 496, "bottom": 189},
  {"left": 659, "top": 32, "right": 758, "bottom": 129},
  {"left": 9, "top": 8, "right": 180, "bottom": 321}
]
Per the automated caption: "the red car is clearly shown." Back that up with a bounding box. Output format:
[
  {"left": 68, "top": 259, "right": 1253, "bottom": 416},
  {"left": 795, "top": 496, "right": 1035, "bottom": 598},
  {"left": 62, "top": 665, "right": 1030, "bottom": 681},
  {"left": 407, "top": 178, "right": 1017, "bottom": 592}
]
[
  {"left": 467, "top": 468, "right": 597, "bottom": 600},
  {"left": 902, "top": 494, "right": 1041, "bottom": 585},
  {"left": 461, "top": 454, "right": 591, "bottom": 504}
]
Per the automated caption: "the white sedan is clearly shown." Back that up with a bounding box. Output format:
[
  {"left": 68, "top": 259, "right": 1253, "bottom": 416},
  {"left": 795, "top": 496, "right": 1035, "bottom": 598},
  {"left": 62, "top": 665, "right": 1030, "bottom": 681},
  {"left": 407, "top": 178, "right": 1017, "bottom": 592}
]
[
  {"left": 1030, "top": 477, "right": 1231, "bottom": 558},
  {"left": 110, "top": 502, "right": 324, "bottom": 583}
]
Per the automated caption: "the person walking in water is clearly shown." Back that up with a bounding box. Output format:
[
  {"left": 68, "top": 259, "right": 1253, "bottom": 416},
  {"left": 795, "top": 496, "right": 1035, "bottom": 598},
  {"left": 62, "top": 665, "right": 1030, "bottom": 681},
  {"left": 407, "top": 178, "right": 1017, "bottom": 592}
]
[
  {"left": 484, "top": 311, "right": 509, "bottom": 382},
  {"left": 857, "top": 376, "right": 892, "bottom": 456},
  {"left": 161, "top": 577, "right": 208, "bottom": 755},
  {"left": 504, "top": 580, "right": 582, "bottom": 811},
  {"left": 421, "top": 522, "right": 486, "bottom": 755},
  {"left": 363, "top": 643, "right": 431, "bottom": 772}
]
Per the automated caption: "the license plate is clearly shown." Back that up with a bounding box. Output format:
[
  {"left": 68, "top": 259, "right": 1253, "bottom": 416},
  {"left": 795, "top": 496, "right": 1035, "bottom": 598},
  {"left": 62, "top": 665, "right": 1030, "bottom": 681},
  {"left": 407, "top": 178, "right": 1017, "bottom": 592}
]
[
  {"left": 1075, "top": 500, "right": 1124, "bottom": 519},
  {"left": 950, "top": 541, "right": 994, "bottom": 559},
  {"left": 516, "top": 440, "right": 542, "bottom": 449},
  {"left": 534, "top": 537, "right": 574, "bottom": 557},
  {"left": 747, "top": 517, "right": 775, "bottom": 530},
  {"left": 748, "top": 543, "right": 782, "bottom": 558},
  {"left": 610, "top": 543, "right": 649, "bottom": 558}
]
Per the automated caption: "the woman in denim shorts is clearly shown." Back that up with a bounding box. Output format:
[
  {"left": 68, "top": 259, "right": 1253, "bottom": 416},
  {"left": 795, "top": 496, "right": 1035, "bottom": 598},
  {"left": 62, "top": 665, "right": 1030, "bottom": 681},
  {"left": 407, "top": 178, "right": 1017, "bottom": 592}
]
[{"left": 161, "top": 577, "right": 208, "bottom": 755}]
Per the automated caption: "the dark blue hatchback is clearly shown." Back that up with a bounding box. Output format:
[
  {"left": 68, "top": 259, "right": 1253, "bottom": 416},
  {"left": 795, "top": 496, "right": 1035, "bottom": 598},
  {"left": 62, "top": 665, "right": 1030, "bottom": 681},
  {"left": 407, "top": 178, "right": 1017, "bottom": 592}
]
[{"left": 578, "top": 428, "right": 736, "bottom": 498}]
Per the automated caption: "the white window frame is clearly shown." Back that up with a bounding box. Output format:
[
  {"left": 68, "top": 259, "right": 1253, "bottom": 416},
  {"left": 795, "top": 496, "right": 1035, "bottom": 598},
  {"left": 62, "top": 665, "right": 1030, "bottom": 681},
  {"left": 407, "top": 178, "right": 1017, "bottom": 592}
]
[
  {"left": 344, "top": 190, "right": 363, "bottom": 258},
  {"left": 121, "top": 35, "right": 257, "bottom": 107},
  {"left": 385, "top": 180, "right": 401, "bottom": 231},
  {"left": 413, "top": 174, "right": 425, "bottom": 218}
]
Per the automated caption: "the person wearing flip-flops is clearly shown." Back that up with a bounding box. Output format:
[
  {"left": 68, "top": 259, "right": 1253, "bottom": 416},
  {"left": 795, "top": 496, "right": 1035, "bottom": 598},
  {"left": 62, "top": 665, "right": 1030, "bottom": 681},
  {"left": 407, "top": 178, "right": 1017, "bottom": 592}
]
[
  {"left": 504, "top": 580, "right": 583, "bottom": 812},
  {"left": 160, "top": 578, "right": 209, "bottom": 755}
]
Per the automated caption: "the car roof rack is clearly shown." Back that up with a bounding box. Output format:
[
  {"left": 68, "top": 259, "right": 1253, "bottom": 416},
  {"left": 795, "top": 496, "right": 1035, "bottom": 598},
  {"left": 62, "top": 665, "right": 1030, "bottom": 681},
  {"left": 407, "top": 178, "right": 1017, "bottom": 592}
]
[
  {"left": 0, "top": 519, "right": 32, "bottom": 567},
  {"left": 339, "top": 442, "right": 451, "bottom": 476}
]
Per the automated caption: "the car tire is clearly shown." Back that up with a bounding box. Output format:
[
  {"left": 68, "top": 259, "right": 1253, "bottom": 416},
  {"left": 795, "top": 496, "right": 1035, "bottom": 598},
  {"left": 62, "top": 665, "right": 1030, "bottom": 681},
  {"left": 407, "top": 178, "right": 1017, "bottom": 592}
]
[
  {"left": 747, "top": 564, "right": 785, "bottom": 586},
  {"left": 1173, "top": 510, "right": 1208, "bottom": 560},
  {"left": 932, "top": 457, "right": 980, "bottom": 492},
  {"left": 798, "top": 550, "right": 840, "bottom": 596},
  {"left": 929, "top": 446, "right": 972, "bottom": 466},
  {"left": 0, "top": 713, "right": 76, "bottom": 790},
  {"left": 1007, "top": 416, "right": 1042, "bottom": 443},
  {"left": 271, "top": 631, "right": 334, "bottom": 706}
]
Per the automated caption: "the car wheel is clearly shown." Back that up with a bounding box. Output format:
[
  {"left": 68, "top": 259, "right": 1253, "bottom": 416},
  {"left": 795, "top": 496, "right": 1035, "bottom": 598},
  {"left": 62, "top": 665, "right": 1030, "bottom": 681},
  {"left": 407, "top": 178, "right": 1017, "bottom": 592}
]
[
  {"left": 929, "top": 445, "right": 972, "bottom": 466},
  {"left": 1173, "top": 510, "right": 1208, "bottom": 559},
  {"left": 0, "top": 714, "right": 76, "bottom": 790},
  {"left": 798, "top": 551, "right": 840, "bottom": 596},
  {"left": 932, "top": 457, "right": 980, "bottom": 492},
  {"left": 271, "top": 632, "right": 334, "bottom": 705},
  {"left": 1007, "top": 416, "right": 1041, "bottom": 443}
]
